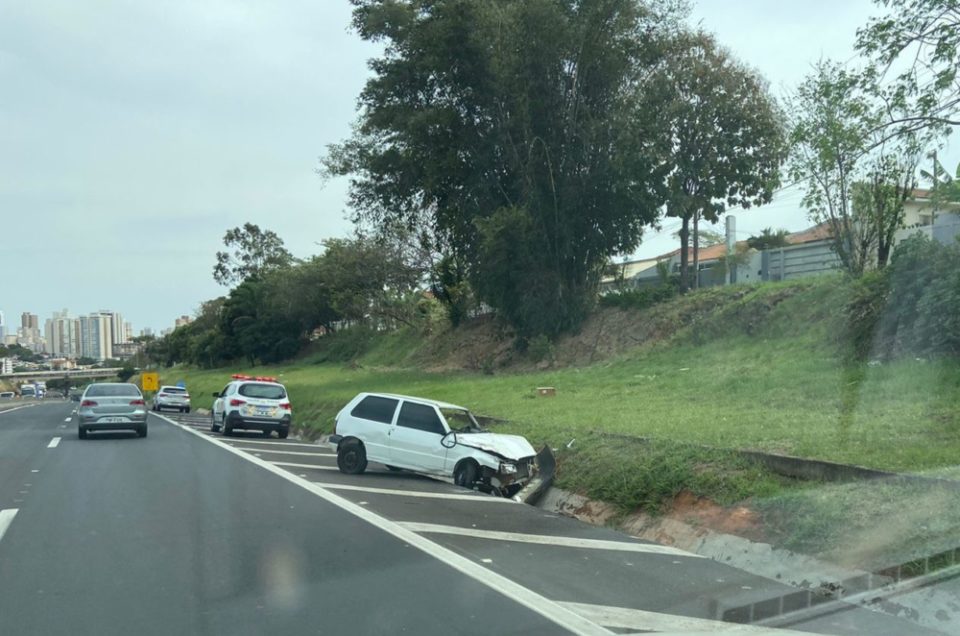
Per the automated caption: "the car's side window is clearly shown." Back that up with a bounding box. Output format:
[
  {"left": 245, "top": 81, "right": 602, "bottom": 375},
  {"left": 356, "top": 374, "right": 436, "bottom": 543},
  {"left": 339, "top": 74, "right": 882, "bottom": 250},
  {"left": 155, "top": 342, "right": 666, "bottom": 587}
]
[
  {"left": 396, "top": 402, "right": 446, "bottom": 436},
  {"left": 351, "top": 396, "right": 399, "bottom": 425},
  {"left": 221, "top": 385, "right": 232, "bottom": 397}
]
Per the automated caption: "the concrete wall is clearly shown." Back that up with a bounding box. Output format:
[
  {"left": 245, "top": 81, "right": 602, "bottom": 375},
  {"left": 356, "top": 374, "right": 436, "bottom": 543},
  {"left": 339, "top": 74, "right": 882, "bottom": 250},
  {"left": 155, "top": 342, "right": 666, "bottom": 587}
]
[{"left": 762, "top": 241, "right": 841, "bottom": 281}]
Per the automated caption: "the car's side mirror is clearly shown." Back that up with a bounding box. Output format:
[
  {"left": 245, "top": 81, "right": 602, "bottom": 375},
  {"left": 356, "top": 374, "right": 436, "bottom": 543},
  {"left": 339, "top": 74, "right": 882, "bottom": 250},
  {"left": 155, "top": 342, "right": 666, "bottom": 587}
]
[
  {"left": 212, "top": 392, "right": 220, "bottom": 398},
  {"left": 441, "top": 431, "right": 457, "bottom": 448}
]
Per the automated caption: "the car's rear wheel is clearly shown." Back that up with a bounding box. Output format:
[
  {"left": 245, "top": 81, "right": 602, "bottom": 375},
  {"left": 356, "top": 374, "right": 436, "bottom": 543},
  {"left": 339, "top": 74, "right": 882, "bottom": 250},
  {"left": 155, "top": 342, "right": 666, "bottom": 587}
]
[
  {"left": 278, "top": 429, "right": 289, "bottom": 439},
  {"left": 138, "top": 426, "right": 147, "bottom": 438},
  {"left": 78, "top": 427, "right": 87, "bottom": 440},
  {"left": 210, "top": 414, "right": 221, "bottom": 433},
  {"left": 337, "top": 440, "right": 367, "bottom": 474},
  {"left": 454, "top": 460, "right": 479, "bottom": 489},
  {"left": 185, "top": 407, "right": 191, "bottom": 413},
  {"left": 222, "top": 417, "right": 234, "bottom": 436}
]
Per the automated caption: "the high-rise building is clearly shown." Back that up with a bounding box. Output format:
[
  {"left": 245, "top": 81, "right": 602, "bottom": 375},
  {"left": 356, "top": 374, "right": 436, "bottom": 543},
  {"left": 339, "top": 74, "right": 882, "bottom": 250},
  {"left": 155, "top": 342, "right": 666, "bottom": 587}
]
[
  {"left": 0, "top": 310, "right": 5, "bottom": 340},
  {"left": 45, "top": 309, "right": 80, "bottom": 357},
  {"left": 123, "top": 321, "right": 133, "bottom": 343},
  {"left": 21, "top": 312, "right": 39, "bottom": 330}
]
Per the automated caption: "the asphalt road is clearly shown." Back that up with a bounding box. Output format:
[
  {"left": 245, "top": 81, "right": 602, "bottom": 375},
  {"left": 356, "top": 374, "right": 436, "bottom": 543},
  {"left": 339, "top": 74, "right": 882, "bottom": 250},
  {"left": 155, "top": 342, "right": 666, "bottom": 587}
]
[{"left": 0, "top": 401, "right": 945, "bottom": 635}]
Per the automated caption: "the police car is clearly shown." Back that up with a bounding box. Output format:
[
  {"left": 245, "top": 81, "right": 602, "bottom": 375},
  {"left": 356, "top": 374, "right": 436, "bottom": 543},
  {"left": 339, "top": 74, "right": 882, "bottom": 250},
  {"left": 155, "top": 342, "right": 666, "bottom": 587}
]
[{"left": 210, "top": 375, "right": 292, "bottom": 438}]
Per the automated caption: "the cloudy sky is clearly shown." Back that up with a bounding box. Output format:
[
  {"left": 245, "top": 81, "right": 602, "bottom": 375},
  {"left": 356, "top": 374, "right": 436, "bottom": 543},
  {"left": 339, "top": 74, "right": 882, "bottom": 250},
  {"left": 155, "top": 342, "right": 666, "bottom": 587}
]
[{"left": 2, "top": 0, "right": 957, "bottom": 334}]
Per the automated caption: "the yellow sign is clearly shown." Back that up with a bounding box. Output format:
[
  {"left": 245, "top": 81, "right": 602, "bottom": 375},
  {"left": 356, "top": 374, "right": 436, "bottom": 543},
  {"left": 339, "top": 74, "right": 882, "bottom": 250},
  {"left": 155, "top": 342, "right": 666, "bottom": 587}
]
[{"left": 141, "top": 372, "right": 160, "bottom": 392}]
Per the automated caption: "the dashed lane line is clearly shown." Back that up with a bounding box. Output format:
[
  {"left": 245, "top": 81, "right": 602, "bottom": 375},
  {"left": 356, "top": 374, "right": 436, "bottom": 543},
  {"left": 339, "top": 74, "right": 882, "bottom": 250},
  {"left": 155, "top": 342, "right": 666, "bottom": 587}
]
[
  {"left": 47, "top": 437, "right": 61, "bottom": 448},
  {"left": 225, "top": 439, "right": 332, "bottom": 450},
  {"left": 231, "top": 447, "right": 335, "bottom": 458},
  {"left": 305, "top": 482, "right": 516, "bottom": 503},
  {"left": 270, "top": 461, "right": 337, "bottom": 471},
  {"left": 400, "top": 522, "right": 703, "bottom": 558},
  {"left": 0, "top": 509, "right": 19, "bottom": 543}
]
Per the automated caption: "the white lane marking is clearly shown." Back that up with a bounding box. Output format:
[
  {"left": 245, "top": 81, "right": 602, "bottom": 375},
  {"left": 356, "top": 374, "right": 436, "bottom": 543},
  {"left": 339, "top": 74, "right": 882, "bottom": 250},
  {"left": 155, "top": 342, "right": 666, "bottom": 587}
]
[
  {"left": 225, "top": 439, "right": 331, "bottom": 450},
  {"left": 64, "top": 417, "right": 72, "bottom": 422},
  {"left": 310, "top": 482, "right": 516, "bottom": 503},
  {"left": 399, "top": 523, "right": 703, "bottom": 558},
  {"left": 0, "top": 405, "right": 35, "bottom": 415},
  {"left": 30, "top": 470, "right": 38, "bottom": 473},
  {"left": 158, "top": 414, "right": 607, "bottom": 636},
  {"left": 558, "top": 602, "right": 811, "bottom": 635},
  {"left": 0, "top": 509, "right": 19, "bottom": 543},
  {"left": 232, "top": 447, "right": 335, "bottom": 458},
  {"left": 270, "top": 461, "right": 337, "bottom": 471},
  {"left": 47, "top": 437, "right": 61, "bottom": 448}
]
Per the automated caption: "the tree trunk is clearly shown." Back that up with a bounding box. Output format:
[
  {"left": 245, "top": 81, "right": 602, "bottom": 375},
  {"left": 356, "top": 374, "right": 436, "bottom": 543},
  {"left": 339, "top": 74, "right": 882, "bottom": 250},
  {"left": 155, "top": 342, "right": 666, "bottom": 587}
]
[
  {"left": 692, "top": 210, "right": 700, "bottom": 290},
  {"left": 679, "top": 215, "right": 690, "bottom": 293},
  {"left": 877, "top": 240, "right": 890, "bottom": 269}
]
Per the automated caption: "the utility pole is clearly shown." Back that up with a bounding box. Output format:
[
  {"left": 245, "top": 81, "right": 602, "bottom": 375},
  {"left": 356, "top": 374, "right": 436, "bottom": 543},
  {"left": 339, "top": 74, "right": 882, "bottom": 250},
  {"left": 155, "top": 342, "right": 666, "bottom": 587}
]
[{"left": 931, "top": 150, "right": 938, "bottom": 227}]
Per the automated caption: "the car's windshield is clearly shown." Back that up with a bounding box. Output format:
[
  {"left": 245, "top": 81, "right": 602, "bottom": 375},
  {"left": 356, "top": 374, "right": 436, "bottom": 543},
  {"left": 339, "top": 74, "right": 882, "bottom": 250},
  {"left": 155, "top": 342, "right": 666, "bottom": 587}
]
[
  {"left": 441, "top": 408, "right": 482, "bottom": 433},
  {"left": 238, "top": 383, "right": 286, "bottom": 400},
  {"left": 4, "top": 2, "right": 960, "bottom": 634}
]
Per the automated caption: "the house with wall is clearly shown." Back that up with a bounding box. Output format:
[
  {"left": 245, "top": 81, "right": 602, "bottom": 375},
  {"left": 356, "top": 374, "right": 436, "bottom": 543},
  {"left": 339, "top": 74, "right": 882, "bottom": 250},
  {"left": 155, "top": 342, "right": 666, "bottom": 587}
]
[{"left": 602, "top": 189, "right": 960, "bottom": 291}]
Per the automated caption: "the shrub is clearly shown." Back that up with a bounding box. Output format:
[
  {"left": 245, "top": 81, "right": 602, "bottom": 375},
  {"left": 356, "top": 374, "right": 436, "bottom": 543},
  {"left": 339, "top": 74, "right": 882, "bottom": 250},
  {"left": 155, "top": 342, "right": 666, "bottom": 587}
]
[{"left": 599, "top": 285, "right": 677, "bottom": 310}]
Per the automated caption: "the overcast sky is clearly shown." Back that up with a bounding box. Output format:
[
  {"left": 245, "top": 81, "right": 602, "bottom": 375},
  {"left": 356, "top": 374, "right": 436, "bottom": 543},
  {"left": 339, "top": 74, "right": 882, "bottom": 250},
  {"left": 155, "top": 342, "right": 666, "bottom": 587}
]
[{"left": 2, "top": 0, "right": 957, "bottom": 334}]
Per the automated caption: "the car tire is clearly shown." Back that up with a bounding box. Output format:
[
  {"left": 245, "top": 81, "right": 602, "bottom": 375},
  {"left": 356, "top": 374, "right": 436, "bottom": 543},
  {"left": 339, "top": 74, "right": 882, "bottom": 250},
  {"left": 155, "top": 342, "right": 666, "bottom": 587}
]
[
  {"left": 210, "top": 414, "right": 221, "bottom": 433},
  {"left": 337, "top": 440, "right": 367, "bottom": 475},
  {"left": 278, "top": 428, "right": 289, "bottom": 439},
  {"left": 185, "top": 407, "right": 191, "bottom": 414},
  {"left": 222, "top": 417, "right": 234, "bottom": 437},
  {"left": 385, "top": 465, "right": 402, "bottom": 472},
  {"left": 454, "top": 460, "right": 479, "bottom": 489},
  {"left": 78, "top": 427, "right": 87, "bottom": 440},
  {"left": 138, "top": 426, "right": 147, "bottom": 438},
  {"left": 261, "top": 430, "right": 272, "bottom": 438}
]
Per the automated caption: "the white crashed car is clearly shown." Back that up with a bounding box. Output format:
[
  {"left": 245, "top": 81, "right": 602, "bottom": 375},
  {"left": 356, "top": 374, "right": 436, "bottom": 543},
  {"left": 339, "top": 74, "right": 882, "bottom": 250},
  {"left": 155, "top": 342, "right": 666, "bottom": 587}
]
[{"left": 331, "top": 393, "right": 537, "bottom": 496}]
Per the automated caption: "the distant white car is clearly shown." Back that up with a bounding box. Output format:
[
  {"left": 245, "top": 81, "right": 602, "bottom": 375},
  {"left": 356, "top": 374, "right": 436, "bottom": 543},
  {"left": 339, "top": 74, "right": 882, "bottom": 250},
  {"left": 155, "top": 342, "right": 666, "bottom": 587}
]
[
  {"left": 331, "top": 393, "right": 537, "bottom": 496},
  {"left": 153, "top": 385, "right": 191, "bottom": 412}
]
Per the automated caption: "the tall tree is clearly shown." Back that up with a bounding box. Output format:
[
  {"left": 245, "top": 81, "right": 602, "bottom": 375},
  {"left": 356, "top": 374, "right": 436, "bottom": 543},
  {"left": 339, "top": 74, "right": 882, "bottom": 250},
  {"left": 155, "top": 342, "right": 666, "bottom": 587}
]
[
  {"left": 213, "top": 223, "right": 293, "bottom": 286},
  {"left": 324, "top": 0, "right": 681, "bottom": 336},
  {"left": 856, "top": 0, "right": 960, "bottom": 144},
  {"left": 788, "top": 62, "right": 879, "bottom": 275},
  {"left": 789, "top": 61, "right": 924, "bottom": 274},
  {"left": 645, "top": 30, "right": 786, "bottom": 291}
]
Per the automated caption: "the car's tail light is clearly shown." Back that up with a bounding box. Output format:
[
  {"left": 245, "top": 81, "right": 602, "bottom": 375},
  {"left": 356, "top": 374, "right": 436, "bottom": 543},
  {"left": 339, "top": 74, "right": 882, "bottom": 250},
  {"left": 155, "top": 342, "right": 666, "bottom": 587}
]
[
  {"left": 229, "top": 398, "right": 246, "bottom": 407},
  {"left": 81, "top": 399, "right": 97, "bottom": 407},
  {"left": 158, "top": 393, "right": 167, "bottom": 397},
  {"left": 130, "top": 399, "right": 146, "bottom": 406},
  {"left": 183, "top": 394, "right": 190, "bottom": 399},
  {"left": 280, "top": 402, "right": 292, "bottom": 411}
]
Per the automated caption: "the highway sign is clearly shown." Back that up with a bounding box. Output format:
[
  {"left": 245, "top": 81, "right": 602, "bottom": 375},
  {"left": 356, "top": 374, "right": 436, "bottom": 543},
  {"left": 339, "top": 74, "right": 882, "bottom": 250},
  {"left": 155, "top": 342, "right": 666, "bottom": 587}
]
[{"left": 141, "top": 372, "right": 159, "bottom": 392}]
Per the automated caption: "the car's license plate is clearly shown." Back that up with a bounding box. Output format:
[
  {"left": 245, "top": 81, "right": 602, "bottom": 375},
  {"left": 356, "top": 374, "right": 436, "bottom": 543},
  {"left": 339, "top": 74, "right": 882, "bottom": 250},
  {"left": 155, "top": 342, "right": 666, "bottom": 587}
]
[
  {"left": 100, "top": 417, "right": 129, "bottom": 423},
  {"left": 256, "top": 408, "right": 272, "bottom": 416}
]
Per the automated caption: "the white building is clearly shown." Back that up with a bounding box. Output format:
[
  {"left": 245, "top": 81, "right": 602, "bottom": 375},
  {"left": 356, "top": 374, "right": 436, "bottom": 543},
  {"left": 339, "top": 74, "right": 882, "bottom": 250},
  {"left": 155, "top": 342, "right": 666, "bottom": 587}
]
[{"left": 45, "top": 309, "right": 81, "bottom": 358}]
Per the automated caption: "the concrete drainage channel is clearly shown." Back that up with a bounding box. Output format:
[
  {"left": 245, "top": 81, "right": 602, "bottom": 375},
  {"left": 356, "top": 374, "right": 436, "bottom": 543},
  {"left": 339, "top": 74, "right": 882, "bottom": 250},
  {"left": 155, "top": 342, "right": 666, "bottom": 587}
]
[{"left": 535, "top": 485, "right": 960, "bottom": 633}]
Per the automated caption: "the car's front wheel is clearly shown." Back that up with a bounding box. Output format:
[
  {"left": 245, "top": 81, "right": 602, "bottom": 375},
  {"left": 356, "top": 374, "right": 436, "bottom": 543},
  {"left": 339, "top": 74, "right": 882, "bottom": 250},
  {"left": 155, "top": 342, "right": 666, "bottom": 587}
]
[
  {"left": 454, "top": 460, "right": 479, "bottom": 489},
  {"left": 337, "top": 440, "right": 367, "bottom": 474}
]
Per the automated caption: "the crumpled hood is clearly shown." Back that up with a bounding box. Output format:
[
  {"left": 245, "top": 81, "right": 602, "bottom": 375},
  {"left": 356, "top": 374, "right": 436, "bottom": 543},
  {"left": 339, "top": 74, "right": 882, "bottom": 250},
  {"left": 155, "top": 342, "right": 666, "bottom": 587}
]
[{"left": 456, "top": 432, "right": 536, "bottom": 461}]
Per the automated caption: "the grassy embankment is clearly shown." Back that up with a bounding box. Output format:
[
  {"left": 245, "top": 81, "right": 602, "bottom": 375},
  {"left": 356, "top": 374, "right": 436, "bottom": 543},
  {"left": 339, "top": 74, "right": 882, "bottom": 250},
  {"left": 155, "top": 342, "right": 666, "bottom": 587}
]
[{"left": 157, "top": 276, "right": 960, "bottom": 566}]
